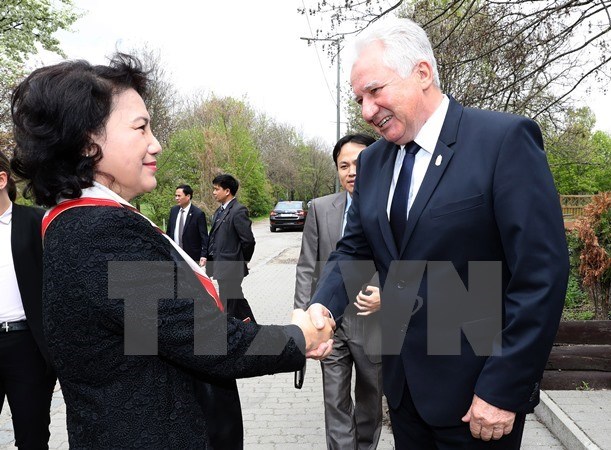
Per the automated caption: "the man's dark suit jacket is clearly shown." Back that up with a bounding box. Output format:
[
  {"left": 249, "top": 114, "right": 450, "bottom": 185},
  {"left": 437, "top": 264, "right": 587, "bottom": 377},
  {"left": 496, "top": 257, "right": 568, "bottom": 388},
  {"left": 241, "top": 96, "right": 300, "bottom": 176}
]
[
  {"left": 11, "top": 203, "right": 54, "bottom": 372},
  {"left": 166, "top": 203, "right": 208, "bottom": 262},
  {"left": 312, "top": 97, "right": 569, "bottom": 427},
  {"left": 206, "top": 199, "right": 255, "bottom": 281}
]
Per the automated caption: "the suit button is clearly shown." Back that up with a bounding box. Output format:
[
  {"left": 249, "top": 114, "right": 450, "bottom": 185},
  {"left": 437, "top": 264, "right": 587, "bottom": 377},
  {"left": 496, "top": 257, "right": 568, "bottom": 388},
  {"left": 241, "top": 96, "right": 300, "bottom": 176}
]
[{"left": 396, "top": 280, "right": 406, "bottom": 289}]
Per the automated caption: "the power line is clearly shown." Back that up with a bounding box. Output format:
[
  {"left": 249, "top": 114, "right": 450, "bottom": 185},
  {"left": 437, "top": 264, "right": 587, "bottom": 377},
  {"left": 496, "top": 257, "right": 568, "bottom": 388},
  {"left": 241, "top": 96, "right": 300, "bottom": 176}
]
[{"left": 300, "top": 0, "right": 337, "bottom": 107}]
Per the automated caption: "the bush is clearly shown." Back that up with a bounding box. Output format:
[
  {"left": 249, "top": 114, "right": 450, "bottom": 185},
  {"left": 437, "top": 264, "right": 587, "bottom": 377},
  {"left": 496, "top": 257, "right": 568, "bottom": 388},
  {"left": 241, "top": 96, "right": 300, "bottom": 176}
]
[{"left": 573, "top": 192, "right": 611, "bottom": 319}]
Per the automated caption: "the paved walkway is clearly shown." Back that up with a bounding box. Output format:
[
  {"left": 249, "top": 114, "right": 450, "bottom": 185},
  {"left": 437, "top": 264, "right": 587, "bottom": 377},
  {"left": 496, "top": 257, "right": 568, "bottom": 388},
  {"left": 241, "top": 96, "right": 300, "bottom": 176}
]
[
  {"left": 535, "top": 390, "right": 611, "bottom": 450},
  {"left": 1, "top": 220, "right": 607, "bottom": 448}
]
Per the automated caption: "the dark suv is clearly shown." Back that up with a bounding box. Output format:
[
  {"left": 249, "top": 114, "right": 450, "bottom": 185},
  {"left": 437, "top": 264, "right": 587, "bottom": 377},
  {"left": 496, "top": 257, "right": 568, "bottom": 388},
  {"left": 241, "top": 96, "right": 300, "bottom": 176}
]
[{"left": 269, "top": 201, "right": 307, "bottom": 232}]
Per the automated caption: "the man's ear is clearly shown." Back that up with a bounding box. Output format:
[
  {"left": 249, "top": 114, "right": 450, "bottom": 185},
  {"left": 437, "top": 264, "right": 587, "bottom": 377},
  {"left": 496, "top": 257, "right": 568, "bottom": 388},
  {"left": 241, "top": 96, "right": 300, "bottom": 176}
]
[
  {"left": 0, "top": 171, "right": 7, "bottom": 191},
  {"left": 415, "top": 60, "right": 435, "bottom": 89}
]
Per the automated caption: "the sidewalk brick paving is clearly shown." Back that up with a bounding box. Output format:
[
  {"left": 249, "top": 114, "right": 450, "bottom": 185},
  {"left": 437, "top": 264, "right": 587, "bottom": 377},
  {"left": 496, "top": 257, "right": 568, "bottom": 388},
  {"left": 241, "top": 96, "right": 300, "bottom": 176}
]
[
  {"left": 0, "top": 222, "right": 565, "bottom": 449},
  {"left": 544, "top": 390, "right": 611, "bottom": 449}
]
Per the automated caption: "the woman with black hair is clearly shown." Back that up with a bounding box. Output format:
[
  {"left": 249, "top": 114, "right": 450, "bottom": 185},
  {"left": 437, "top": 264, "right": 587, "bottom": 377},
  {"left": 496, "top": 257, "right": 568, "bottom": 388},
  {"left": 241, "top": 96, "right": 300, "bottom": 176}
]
[{"left": 11, "top": 53, "right": 334, "bottom": 449}]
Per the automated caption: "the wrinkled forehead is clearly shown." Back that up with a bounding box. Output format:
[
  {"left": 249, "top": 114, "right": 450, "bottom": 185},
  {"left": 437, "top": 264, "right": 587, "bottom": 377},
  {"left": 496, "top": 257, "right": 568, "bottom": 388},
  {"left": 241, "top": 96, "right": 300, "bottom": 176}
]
[{"left": 350, "top": 41, "right": 390, "bottom": 87}]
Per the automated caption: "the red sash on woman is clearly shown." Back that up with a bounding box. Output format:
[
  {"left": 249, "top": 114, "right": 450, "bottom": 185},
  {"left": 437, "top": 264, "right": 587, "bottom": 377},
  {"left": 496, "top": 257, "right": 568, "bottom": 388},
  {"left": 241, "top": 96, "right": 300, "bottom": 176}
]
[{"left": 42, "top": 197, "right": 223, "bottom": 311}]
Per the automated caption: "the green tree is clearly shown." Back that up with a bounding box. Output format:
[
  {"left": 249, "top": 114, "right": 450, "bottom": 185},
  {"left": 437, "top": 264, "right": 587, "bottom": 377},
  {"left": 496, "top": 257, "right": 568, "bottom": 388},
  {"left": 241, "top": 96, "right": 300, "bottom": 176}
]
[
  {"left": 0, "top": 63, "right": 25, "bottom": 133},
  {"left": 253, "top": 117, "right": 302, "bottom": 200},
  {"left": 254, "top": 116, "right": 336, "bottom": 201},
  {"left": 0, "top": 0, "right": 78, "bottom": 64},
  {"left": 144, "top": 92, "right": 338, "bottom": 220},
  {"left": 209, "top": 118, "right": 273, "bottom": 217},
  {"left": 0, "top": 0, "right": 78, "bottom": 201},
  {"left": 146, "top": 96, "right": 275, "bottom": 219},
  {"left": 295, "top": 139, "right": 336, "bottom": 201},
  {"left": 591, "top": 131, "right": 611, "bottom": 193},
  {"left": 545, "top": 107, "right": 611, "bottom": 194},
  {"left": 188, "top": 96, "right": 274, "bottom": 216},
  {"left": 139, "top": 127, "right": 209, "bottom": 226},
  {"left": 0, "top": 0, "right": 78, "bottom": 132}
]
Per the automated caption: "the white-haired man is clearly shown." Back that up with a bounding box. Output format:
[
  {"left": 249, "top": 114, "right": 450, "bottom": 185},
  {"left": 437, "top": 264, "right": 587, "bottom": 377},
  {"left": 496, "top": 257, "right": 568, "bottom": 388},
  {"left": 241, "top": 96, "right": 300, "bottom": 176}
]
[{"left": 307, "top": 17, "right": 568, "bottom": 449}]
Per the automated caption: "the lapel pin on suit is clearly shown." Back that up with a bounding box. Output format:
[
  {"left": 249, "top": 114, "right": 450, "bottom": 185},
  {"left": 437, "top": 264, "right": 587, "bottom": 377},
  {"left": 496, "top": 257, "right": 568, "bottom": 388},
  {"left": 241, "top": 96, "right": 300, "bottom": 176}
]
[{"left": 435, "top": 155, "right": 443, "bottom": 166}]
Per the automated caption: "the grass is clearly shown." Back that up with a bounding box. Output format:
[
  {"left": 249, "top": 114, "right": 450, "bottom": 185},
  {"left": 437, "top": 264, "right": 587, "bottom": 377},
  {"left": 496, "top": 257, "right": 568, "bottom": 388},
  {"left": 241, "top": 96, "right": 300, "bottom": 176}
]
[{"left": 562, "top": 273, "right": 596, "bottom": 321}]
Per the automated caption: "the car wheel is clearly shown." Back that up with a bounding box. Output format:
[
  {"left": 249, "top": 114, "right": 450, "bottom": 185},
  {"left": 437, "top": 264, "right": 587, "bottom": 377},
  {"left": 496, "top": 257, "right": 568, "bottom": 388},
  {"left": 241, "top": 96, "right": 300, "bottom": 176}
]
[{"left": 270, "top": 226, "right": 276, "bottom": 232}]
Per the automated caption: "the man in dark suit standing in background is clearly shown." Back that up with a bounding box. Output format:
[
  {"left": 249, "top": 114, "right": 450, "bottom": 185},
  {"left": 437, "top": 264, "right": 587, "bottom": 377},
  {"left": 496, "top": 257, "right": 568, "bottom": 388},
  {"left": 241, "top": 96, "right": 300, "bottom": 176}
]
[
  {"left": 167, "top": 184, "right": 208, "bottom": 266},
  {"left": 307, "top": 17, "right": 568, "bottom": 449},
  {"left": 1, "top": 152, "right": 56, "bottom": 449},
  {"left": 206, "top": 174, "right": 256, "bottom": 322}
]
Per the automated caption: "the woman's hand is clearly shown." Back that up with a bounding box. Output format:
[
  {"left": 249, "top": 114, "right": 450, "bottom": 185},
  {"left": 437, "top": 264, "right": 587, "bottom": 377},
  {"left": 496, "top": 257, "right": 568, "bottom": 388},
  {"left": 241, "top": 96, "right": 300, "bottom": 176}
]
[{"left": 354, "top": 285, "right": 381, "bottom": 316}]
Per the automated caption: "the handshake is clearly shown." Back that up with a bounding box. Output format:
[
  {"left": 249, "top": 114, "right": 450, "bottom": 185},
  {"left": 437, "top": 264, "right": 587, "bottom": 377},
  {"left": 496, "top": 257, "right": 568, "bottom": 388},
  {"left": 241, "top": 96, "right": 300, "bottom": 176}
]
[
  {"left": 290, "top": 304, "right": 336, "bottom": 360},
  {"left": 289, "top": 285, "right": 381, "bottom": 360}
]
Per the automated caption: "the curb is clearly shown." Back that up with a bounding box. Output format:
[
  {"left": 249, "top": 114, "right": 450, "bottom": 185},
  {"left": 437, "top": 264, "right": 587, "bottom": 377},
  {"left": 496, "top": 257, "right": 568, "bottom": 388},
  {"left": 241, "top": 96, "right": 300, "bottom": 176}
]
[{"left": 535, "top": 391, "right": 600, "bottom": 450}]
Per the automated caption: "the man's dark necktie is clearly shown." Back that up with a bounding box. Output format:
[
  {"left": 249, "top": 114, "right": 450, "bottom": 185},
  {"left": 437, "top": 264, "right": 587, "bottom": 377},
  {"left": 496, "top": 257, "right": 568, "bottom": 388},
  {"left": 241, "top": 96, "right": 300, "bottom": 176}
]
[{"left": 390, "top": 142, "right": 420, "bottom": 247}]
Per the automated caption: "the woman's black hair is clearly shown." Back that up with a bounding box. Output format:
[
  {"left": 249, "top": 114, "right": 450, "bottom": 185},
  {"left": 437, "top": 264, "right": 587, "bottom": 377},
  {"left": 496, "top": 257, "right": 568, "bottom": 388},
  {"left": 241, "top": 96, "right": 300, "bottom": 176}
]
[{"left": 10, "top": 53, "right": 149, "bottom": 206}]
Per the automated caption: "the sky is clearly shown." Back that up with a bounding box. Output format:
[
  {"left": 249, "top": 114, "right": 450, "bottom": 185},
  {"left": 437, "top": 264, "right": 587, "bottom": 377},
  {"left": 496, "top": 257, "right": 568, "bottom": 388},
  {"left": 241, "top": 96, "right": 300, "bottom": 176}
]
[
  {"left": 34, "top": 0, "right": 346, "bottom": 147},
  {"left": 34, "top": 0, "right": 611, "bottom": 147}
]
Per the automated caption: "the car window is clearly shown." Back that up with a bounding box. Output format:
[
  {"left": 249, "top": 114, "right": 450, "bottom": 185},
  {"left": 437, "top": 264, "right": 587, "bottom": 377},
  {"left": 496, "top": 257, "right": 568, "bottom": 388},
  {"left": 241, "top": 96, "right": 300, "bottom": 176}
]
[{"left": 275, "top": 201, "right": 303, "bottom": 210}]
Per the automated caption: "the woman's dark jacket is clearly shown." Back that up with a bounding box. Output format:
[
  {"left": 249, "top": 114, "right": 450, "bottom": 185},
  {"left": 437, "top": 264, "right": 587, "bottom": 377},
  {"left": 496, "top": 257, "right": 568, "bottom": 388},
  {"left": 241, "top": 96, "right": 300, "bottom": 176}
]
[{"left": 43, "top": 206, "right": 305, "bottom": 448}]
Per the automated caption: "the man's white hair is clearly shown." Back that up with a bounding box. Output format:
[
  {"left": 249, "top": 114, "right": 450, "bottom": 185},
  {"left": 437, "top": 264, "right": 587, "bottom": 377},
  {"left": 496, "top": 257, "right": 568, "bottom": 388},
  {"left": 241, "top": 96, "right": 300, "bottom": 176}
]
[{"left": 354, "top": 16, "right": 440, "bottom": 87}]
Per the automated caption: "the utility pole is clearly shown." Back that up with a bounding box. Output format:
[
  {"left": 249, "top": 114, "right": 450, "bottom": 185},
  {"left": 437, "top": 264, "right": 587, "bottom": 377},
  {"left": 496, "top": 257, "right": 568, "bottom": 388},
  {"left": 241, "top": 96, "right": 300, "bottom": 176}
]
[{"left": 300, "top": 37, "right": 342, "bottom": 192}]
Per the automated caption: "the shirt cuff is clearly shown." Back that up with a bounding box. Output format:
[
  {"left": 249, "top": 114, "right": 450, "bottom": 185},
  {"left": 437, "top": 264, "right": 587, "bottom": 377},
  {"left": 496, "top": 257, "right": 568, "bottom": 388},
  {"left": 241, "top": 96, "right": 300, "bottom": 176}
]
[{"left": 310, "top": 302, "right": 334, "bottom": 320}]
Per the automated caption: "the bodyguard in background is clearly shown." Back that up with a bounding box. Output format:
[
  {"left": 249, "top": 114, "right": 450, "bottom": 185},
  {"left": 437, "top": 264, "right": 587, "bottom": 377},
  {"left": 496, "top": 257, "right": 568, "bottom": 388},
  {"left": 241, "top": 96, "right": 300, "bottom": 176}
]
[
  {"left": 0, "top": 152, "right": 56, "bottom": 449},
  {"left": 295, "top": 134, "right": 383, "bottom": 450},
  {"left": 167, "top": 184, "right": 208, "bottom": 265},
  {"left": 207, "top": 174, "right": 257, "bottom": 322}
]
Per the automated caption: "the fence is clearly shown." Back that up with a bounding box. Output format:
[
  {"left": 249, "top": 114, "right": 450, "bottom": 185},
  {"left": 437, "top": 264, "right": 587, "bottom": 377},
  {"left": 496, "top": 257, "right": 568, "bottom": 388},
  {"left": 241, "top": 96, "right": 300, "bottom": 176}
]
[{"left": 559, "top": 195, "right": 594, "bottom": 219}]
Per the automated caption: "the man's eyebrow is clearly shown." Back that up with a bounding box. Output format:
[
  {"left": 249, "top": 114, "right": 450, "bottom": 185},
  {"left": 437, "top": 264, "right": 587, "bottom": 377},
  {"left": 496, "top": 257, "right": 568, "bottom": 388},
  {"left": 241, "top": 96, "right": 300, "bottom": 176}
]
[
  {"left": 363, "top": 80, "right": 381, "bottom": 91},
  {"left": 353, "top": 80, "right": 382, "bottom": 101}
]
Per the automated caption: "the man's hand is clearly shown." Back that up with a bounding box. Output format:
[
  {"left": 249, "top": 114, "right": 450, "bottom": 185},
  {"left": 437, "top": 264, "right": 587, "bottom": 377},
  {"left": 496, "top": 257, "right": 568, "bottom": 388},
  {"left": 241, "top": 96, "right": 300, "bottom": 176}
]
[
  {"left": 291, "top": 306, "right": 335, "bottom": 359},
  {"left": 461, "top": 394, "right": 516, "bottom": 441},
  {"left": 354, "top": 285, "right": 381, "bottom": 316},
  {"left": 199, "top": 257, "right": 207, "bottom": 267}
]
